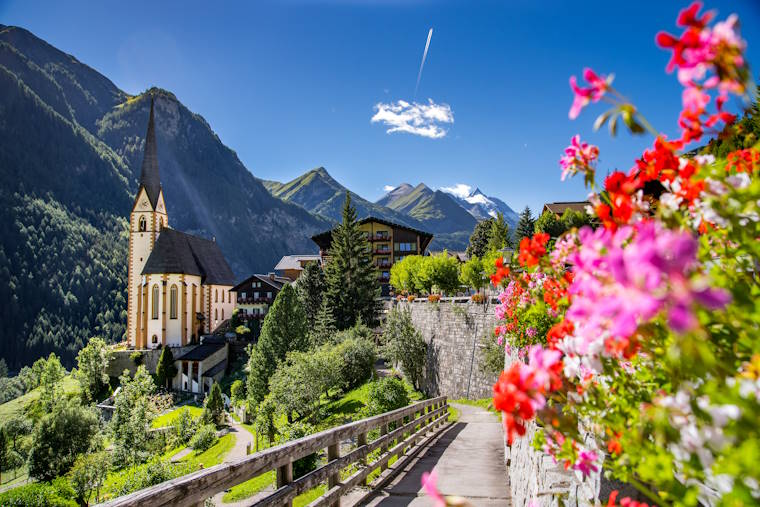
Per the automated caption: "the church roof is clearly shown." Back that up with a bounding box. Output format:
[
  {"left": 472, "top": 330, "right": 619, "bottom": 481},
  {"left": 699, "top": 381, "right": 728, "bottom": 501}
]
[
  {"left": 139, "top": 97, "right": 162, "bottom": 208},
  {"left": 142, "top": 228, "right": 236, "bottom": 285}
]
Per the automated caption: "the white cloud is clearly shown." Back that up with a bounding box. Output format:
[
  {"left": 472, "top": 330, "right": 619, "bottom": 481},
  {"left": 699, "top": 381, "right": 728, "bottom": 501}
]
[
  {"left": 371, "top": 99, "right": 454, "bottom": 139},
  {"left": 440, "top": 183, "right": 472, "bottom": 199},
  {"left": 383, "top": 185, "right": 396, "bottom": 192}
]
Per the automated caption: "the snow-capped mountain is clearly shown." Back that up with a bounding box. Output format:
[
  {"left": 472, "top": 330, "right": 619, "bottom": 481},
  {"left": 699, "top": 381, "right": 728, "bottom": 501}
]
[{"left": 440, "top": 184, "right": 519, "bottom": 227}]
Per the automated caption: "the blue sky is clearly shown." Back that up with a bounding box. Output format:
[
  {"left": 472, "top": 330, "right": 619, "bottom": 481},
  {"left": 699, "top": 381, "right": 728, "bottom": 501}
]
[{"left": 2, "top": 0, "right": 759, "bottom": 213}]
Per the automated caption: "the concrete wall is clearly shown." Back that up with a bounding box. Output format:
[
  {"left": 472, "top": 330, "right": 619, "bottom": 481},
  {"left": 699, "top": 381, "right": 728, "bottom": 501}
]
[
  {"left": 108, "top": 345, "right": 196, "bottom": 378},
  {"left": 392, "top": 299, "right": 500, "bottom": 399}
]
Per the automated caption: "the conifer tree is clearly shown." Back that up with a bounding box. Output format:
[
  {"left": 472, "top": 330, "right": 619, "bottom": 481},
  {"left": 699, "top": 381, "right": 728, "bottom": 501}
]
[
  {"left": 296, "top": 262, "right": 325, "bottom": 328},
  {"left": 323, "top": 193, "right": 381, "bottom": 330},
  {"left": 246, "top": 284, "right": 308, "bottom": 406},
  {"left": 202, "top": 382, "right": 226, "bottom": 427},
  {"left": 515, "top": 206, "right": 535, "bottom": 243},
  {"left": 155, "top": 346, "right": 178, "bottom": 390},
  {"left": 311, "top": 297, "right": 337, "bottom": 347}
]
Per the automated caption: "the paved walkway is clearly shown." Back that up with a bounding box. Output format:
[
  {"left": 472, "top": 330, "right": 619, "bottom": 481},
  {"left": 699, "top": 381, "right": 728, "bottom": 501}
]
[
  {"left": 359, "top": 403, "right": 510, "bottom": 506},
  {"left": 211, "top": 422, "right": 259, "bottom": 506}
]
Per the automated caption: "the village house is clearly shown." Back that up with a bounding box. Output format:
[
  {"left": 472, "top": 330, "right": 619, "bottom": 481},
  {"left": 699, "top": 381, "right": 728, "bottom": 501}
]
[
  {"left": 273, "top": 254, "right": 322, "bottom": 281},
  {"left": 232, "top": 273, "right": 291, "bottom": 338},
  {"left": 541, "top": 201, "right": 590, "bottom": 217},
  {"left": 312, "top": 216, "right": 433, "bottom": 296}
]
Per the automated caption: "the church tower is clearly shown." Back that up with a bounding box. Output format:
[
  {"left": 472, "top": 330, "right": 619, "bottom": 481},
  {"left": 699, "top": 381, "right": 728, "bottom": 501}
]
[{"left": 127, "top": 97, "right": 169, "bottom": 348}]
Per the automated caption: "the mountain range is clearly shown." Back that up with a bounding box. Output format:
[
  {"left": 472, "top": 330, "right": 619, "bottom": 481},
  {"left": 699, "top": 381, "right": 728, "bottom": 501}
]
[{"left": 0, "top": 24, "right": 517, "bottom": 368}]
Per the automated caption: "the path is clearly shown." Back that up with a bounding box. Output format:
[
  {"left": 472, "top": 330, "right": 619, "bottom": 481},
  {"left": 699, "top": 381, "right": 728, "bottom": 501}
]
[
  {"left": 211, "top": 421, "right": 261, "bottom": 506},
  {"left": 358, "top": 402, "right": 510, "bottom": 506}
]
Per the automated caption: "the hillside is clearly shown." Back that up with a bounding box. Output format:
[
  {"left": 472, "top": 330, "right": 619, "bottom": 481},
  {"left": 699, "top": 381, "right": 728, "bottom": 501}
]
[
  {"left": 0, "top": 24, "right": 328, "bottom": 368},
  {"left": 376, "top": 183, "right": 477, "bottom": 234},
  {"left": 263, "top": 167, "right": 426, "bottom": 229}
]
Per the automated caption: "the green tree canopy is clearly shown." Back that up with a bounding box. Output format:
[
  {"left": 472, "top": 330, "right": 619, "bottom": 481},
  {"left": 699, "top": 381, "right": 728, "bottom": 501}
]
[
  {"left": 383, "top": 307, "right": 426, "bottom": 390},
  {"left": 323, "top": 193, "right": 381, "bottom": 329},
  {"left": 75, "top": 337, "right": 113, "bottom": 403},
  {"left": 460, "top": 256, "right": 486, "bottom": 293},
  {"left": 389, "top": 255, "right": 423, "bottom": 295},
  {"left": 534, "top": 210, "right": 566, "bottom": 238},
  {"left": 202, "top": 383, "right": 226, "bottom": 427},
  {"left": 27, "top": 400, "right": 99, "bottom": 481},
  {"left": 110, "top": 366, "right": 156, "bottom": 466},
  {"left": 39, "top": 353, "right": 66, "bottom": 411}
]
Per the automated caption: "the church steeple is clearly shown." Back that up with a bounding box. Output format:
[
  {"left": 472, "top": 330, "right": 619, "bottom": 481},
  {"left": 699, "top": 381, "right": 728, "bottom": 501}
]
[{"left": 139, "top": 97, "right": 162, "bottom": 208}]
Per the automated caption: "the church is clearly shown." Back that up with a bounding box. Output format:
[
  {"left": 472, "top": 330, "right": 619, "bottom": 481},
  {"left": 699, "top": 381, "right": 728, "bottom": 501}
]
[{"left": 127, "top": 98, "right": 237, "bottom": 351}]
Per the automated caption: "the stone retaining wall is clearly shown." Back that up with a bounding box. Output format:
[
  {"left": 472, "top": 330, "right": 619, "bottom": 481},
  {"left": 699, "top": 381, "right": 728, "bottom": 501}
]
[
  {"left": 390, "top": 299, "right": 499, "bottom": 399},
  {"left": 107, "top": 345, "right": 196, "bottom": 378}
]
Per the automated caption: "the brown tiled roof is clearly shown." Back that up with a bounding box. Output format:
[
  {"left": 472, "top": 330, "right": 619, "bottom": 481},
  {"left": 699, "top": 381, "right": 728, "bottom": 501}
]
[
  {"left": 542, "top": 201, "right": 590, "bottom": 215},
  {"left": 142, "top": 228, "right": 236, "bottom": 285}
]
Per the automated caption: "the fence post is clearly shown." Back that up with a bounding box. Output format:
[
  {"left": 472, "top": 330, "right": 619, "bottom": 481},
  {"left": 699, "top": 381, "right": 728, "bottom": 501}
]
[
  {"left": 358, "top": 432, "right": 368, "bottom": 486},
  {"left": 277, "top": 460, "right": 293, "bottom": 507},
  {"left": 380, "top": 423, "right": 389, "bottom": 471},
  {"left": 327, "top": 442, "right": 340, "bottom": 507}
]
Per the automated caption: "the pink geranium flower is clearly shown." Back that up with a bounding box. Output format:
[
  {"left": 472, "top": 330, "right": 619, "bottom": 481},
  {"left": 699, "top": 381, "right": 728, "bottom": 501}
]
[
  {"left": 569, "top": 68, "right": 612, "bottom": 119},
  {"left": 560, "top": 135, "right": 599, "bottom": 181},
  {"left": 422, "top": 470, "right": 446, "bottom": 507}
]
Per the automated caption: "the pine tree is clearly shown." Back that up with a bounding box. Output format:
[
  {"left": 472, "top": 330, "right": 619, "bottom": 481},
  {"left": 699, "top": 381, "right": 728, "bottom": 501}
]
[
  {"left": 486, "top": 212, "right": 511, "bottom": 251},
  {"left": 202, "top": 382, "right": 226, "bottom": 427},
  {"left": 515, "top": 206, "right": 535, "bottom": 243},
  {"left": 296, "top": 262, "right": 325, "bottom": 328},
  {"left": 155, "top": 346, "right": 178, "bottom": 390},
  {"left": 311, "top": 297, "right": 337, "bottom": 347},
  {"left": 466, "top": 218, "right": 494, "bottom": 258},
  {"left": 246, "top": 284, "right": 309, "bottom": 406},
  {"left": 323, "top": 192, "right": 381, "bottom": 330}
]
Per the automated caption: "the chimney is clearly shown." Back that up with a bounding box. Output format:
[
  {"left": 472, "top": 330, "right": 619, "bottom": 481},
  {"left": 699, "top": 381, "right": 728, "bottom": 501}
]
[{"left": 269, "top": 272, "right": 275, "bottom": 280}]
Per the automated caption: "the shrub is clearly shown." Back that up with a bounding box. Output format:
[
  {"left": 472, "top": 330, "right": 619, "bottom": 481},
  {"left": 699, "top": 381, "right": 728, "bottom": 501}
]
[
  {"left": 173, "top": 408, "right": 198, "bottom": 445},
  {"left": 334, "top": 337, "right": 376, "bottom": 391},
  {"left": 189, "top": 424, "right": 217, "bottom": 452},
  {"left": 471, "top": 293, "right": 485, "bottom": 303},
  {"left": 365, "top": 377, "right": 409, "bottom": 417},
  {"left": 0, "top": 478, "right": 77, "bottom": 507},
  {"left": 130, "top": 351, "right": 143, "bottom": 365},
  {"left": 109, "top": 459, "right": 192, "bottom": 498},
  {"left": 278, "top": 422, "right": 317, "bottom": 478},
  {"left": 427, "top": 294, "right": 440, "bottom": 303},
  {"left": 382, "top": 307, "right": 426, "bottom": 390}
]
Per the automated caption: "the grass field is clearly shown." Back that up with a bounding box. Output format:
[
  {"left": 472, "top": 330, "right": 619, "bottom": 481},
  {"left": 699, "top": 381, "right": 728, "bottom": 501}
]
[
  {"left": 151, "top": 405, "right": 203, "bottom": 428},
  {"left": 0, "top": 375, "right": 80, "bottom": 425},
  {"left": 181, "top": 433, "right": 236, "bottom": 468}
]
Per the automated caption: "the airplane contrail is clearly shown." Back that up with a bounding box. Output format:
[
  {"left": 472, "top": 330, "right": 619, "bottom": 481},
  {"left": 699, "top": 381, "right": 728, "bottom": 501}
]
[{"left": 414, "top": 28, "right": 433, "bottom": 97}]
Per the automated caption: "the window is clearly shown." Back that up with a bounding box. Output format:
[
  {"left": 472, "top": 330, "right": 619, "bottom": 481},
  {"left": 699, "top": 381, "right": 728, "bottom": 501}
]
[
  {"left": 151, "top": 284, "right": 159, "bottom": 319},
  {"left": 241, "top": 291, "right": 246, "bottom": 299},
  {"left": 152, "top": 335, "right": 158, "bottom": 344},
  {"left": 222, "top": 308, "right": 225, "bottom": 320},
  {"left": 139, "top": 216, "right": 146, "bottom": 232},
  {"left": 395, "top": 242, "right": 415, "bottom": 252},
  {"left": 215, "top": 309, "right": 218, "bottom": 320},
  {"left": 254, "top": 292, "right": 259, "bottom": 299},
  {"left": 267, "top": 292, "right": 272, "bottom": 299},
  {"left": 170, "top": 285, "right": 178, "bottom": 319},
  {"left": 159, "top": 218, "right": 164, "bottom": 230},
  {"left": 215, "top": 289, "right": 218, "bottom": 303}
]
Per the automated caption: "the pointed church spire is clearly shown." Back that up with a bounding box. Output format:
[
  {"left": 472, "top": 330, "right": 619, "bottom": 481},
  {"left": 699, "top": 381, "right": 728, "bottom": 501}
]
[{"left": 139, "top": 96, "right": 161, "bottom": 207}]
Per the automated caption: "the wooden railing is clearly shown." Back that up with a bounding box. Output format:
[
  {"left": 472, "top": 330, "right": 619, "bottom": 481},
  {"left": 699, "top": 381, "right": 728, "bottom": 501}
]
[{"left": 99, "top": 396, "right": 449, "bottom": 507}]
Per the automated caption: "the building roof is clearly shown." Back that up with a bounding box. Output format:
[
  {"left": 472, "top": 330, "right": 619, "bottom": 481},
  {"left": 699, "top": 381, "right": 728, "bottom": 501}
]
[
  {"left": 175, "top": 341, "right": 225, "bottom": 362},
  {"left": 142, "top": 228, "right": 236, "bottom": 285},
  {"left": 139, "top": 97, "right": 162, "bottom": 208},
  {"left": 542, "top": 201, "right": 590, "bottom": 216},
  {"left": 273, "top": 254, "right": 322, "bottom": 272},
  {"left": 232, "top": 273, "right": 291, "bottom": 292},
  {"left": 311, "top": 216, "right": 434, "bottom": 252},
  {"left": 428, "top": 250, "right": 469, "bottom": 262},
  {"left": 202, "top": 359, "right": 227, "bottom": 378}
]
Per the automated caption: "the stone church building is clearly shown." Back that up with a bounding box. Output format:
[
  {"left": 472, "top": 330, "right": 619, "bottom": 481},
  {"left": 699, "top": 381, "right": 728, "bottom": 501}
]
[{"left": 127, "top": 98, "right": 236, "bottom": 352}]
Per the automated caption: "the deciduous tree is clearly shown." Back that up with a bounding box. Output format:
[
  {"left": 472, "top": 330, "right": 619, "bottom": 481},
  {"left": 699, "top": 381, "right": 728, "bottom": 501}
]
[{"left": 76, "top": 337, "right": 112, "bottom": 402}]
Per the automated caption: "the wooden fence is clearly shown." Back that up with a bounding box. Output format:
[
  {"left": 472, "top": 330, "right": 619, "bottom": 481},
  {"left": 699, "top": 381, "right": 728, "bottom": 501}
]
[{"left": 99, "top": 396, "right": 449, "bottom": 507}]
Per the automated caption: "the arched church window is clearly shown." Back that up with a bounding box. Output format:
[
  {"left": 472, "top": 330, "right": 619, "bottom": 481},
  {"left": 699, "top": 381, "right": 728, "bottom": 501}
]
[
  {"left": 152, "top": 284, "right": 159, "bottom": 319},
  {"left": 160, "top": 218, "right": 165, "bottom": 230},
  {"left": 222, "top": 308, "right": 225, "bottom": 320},
  {"left": 215, "top": 309, "right": 218, "bottom": 320},
  {"left": 170, "top": 285, "right": 178, "bottom": 319},
  {"left": 215, "top": 289, "right": 218, "bottom": 303},
  {"left": 152, "top": 335, "right": 158, "bottom": 344},
  {"left": 139, "top": 216, "right": 146, "bottom": 232}
]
